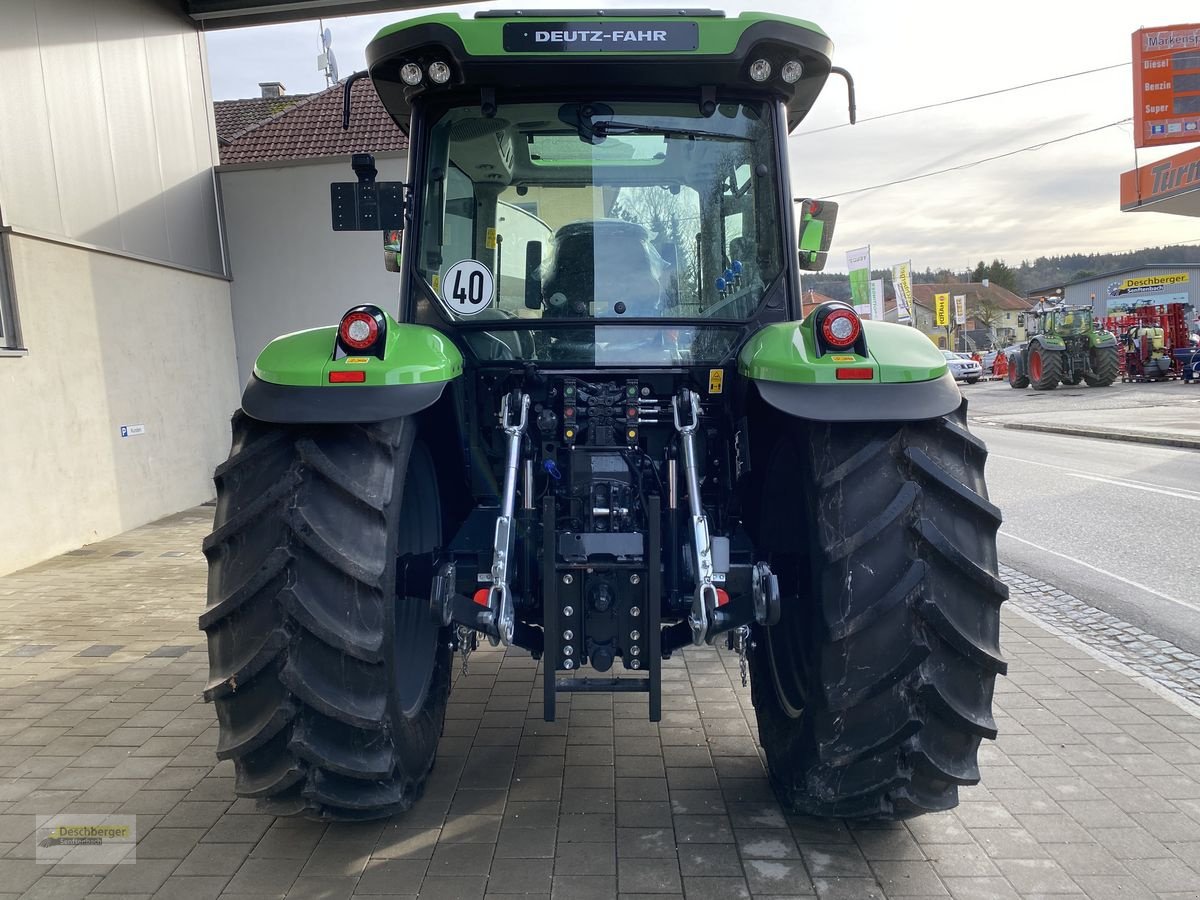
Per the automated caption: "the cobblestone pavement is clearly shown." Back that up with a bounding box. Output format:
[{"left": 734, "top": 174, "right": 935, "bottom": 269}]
[
  {"left": 1005, "top": 564, "right": 1200, "bottom": 709},
  {"left": 0, "top": 508, "right": 1198, "bottom": 899}
]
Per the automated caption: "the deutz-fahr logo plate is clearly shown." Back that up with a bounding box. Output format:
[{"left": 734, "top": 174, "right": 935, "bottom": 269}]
[{"left": 503, "top": 22, "right": 699, "bottom": 53}]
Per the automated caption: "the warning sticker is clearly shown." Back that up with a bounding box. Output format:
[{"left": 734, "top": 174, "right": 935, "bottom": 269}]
[
  {"left": 708, "top": 369, "right": 724, "bottom": 394},
  {"left": 830, "top": 355, "right": 857, "bottom": 362},
  {"left": 485, "top": 228, "right": 497, "bottom": 250},
  {"left": 345, "top": 357, "right": 370, "bottom": 364},
  {"left": 440, "top": 260, "right": 495, "bottom": 316}
]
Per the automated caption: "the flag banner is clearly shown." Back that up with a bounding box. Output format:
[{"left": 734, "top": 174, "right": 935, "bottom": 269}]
[
  {"left": 954, "top": 294, "right": 967, "bottom": 326},
  {"left": 934, "top": 293, "right": 950, "bottom": 327},
  {"left": 846, "top": 246, "right": 871, "bottom": 310},
  {"left": 891, "top": 261, "right": 914, "bottom": 322},
  {"left": 868, "top": 279, "right": 885, "bottom": 321}
]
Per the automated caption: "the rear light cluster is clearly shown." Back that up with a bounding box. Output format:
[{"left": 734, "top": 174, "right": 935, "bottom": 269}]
[
  {"left": 813, "top": 302, "right": 868, "bottom": 360},
  {"left": 821, "top": 309, "right": 861, "bottom": 348},
  {"left": 331, "top": 305, "right": 387, "bottom": 383},
  {"left": 339, "top": 312, "right": 378, "bottom": 350}
]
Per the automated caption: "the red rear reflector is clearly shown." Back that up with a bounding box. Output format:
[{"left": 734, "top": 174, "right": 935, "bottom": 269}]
[
  {"left": 329, "top": 370, "right": 366, "bottom": 383},
  {"left": 716, "top": 588, "right": 730, "bottom": 607},
  {"left": 836, "top": 367, "right": 874, "bottom": 380},
  {"left": 473, "top": 589, "right": 491, "bottom": 607}
]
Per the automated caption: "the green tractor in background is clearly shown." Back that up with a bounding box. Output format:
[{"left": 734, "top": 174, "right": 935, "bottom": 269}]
[
  {"left": 201, "top": 10, "right": 1006, "bottom": 823},
  {"left": 1008, "top": 304, "right": 1119, "bottom": 390}
]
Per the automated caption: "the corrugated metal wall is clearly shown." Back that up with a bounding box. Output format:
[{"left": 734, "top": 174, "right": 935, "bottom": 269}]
[{"left": 0, "top": 0, "right": 223, "bottom": 274}]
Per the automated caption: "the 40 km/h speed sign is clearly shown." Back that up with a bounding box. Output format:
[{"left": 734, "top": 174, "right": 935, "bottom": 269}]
[{"left": 441, "top": 260, "right": 495, "bottom": 316}]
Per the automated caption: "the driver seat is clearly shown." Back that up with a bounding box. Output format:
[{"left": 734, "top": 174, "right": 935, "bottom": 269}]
[{"left": 544, "top": 220, "right": 663, "bottom": 316}]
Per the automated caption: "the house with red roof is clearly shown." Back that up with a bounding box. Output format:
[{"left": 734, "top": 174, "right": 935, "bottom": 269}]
[{"left": 216, "top": 78, "right": 409, "bottom": 383}]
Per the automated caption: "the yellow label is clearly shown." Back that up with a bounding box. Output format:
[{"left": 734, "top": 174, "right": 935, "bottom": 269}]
[
  {"left": 345, "top": 357, "right": 370, "bottom": 364},
  {"left": 708, "top": 369, "right": 724, "bottom": 393},
  {"left": 432, "top": 274, "right": 440, "bottom": 292},
  {"left": 485, "top": 228, "right": 497, "bottom": 250},
  {"left": 830, "top": 355, "right": 857, "bottom": 362}
]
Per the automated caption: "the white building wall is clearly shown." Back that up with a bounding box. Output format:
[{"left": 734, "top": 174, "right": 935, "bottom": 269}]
[
  {"left": 0, "top": 0, "right": 239, "bottom": 574},
  {"left": 219, "top": 155, "right": 407, "bottom": 385},
  {"left": 0, "top": 0, "right": 223, "bottom": 272},
  {"left": 0, "top": 237, "right": 238, "bottom": 573}
]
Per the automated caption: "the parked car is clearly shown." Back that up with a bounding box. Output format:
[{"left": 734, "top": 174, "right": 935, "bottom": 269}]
[
  {"left": 980, "top": 348, "right": 999, "bottom": 375},
  {"left": 943, "top": 350, "right": 982, "bottom": 383}
]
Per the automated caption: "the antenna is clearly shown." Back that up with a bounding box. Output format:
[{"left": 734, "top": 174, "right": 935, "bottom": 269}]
[{"left": 317, "top": 20, "right": 339, "bottom": 87}]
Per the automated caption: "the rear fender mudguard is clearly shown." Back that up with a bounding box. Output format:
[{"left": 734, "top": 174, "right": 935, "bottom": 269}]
[
  {"left": 739, "top": 319, "right": 961, "bottom": 423},
  {"left": 243, "top": 318, "right": 463, "bottom": 424}
]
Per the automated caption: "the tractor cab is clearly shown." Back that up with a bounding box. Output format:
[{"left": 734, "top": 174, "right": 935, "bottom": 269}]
[
  {"left": 330, "top": 10, "right": 853, "bottom": 366},
  {"left": 1041, "top": 306, "right": 1094, "bottom": 337}
]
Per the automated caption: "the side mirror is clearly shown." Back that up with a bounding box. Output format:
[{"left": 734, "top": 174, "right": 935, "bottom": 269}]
[
  {"left": 331, "top": 153, "right": 406, "bottom": 231},
  {"left": 796, "top": 198, "right": 837, "bottom": 272},
  {"left": 525, "top": 241, "right": 543, "bottom": 310},
  {"left": 383, "top": 230, "right": 401, "bottom": 273}
]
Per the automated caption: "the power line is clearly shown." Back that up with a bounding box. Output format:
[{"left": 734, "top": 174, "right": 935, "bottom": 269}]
[
  {"left": 797, "top": 62, "right": 1130, "bottom": 136},
  {"left": 811, "top": 119, "right": 1131, "bottom": 200}
]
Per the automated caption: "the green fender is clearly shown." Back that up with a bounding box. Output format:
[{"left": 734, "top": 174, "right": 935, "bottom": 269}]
[
  {"left": 243, "top": 314, "right": 463, "bottom": 424},
  {"left": 739, "top": 318, "right": 961, "bottom": 422},
  {"left": 1089, "top": 330, "right": 1118, "bottom": 349},
  {"left": 1031, "top": 335, "right": 1066, "bottom": 351}
]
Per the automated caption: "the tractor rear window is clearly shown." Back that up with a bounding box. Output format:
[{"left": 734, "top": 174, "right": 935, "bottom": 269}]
[{"left": 414, "top": 99, "right": 783, "bottom": 357}]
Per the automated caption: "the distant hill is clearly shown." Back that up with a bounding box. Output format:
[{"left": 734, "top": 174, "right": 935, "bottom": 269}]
[
  {"left": 802, "top": 243, "right": 1199, "bottom": 301},
  {"left": 1011, "top": 244, "right": 1199, "bottom": 293}
]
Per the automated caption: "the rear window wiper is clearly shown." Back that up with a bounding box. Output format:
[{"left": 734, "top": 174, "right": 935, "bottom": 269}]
[{"left": 591, "top": 121, "right": 751, "bottom": 142}]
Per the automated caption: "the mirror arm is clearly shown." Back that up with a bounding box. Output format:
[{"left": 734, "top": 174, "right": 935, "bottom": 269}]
[
  {"left": 829, "top": 66, "right": 856, "bottom": 125},
  {"left": 342, "top": 70, "right": 370, "bottom": 130}
]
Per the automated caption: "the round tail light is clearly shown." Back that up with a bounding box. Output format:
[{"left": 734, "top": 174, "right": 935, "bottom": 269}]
[
  {"left": 822, "top": 309, "right": 861, "bottom": 348},
  {"left": 339, "top": 311, "right": 379, "bottom": 350}
]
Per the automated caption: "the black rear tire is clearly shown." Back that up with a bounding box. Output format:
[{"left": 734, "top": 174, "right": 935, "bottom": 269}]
[
  {"left": 1084, "top": 346, "right": 1118, "bottom": 387},
  {"left": 1008, "top": 358, "right": 1029, "bottom": 389},
  {"left": 201, "top": 411, "right": 451, "bottom": 820},
  {"left": 748, "top": 400, "right": 1007, "bottom": 819}
]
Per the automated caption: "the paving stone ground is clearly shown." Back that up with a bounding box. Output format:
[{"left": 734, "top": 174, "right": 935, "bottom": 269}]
[{"left": 1, "top": 507, "right": 1199, "bottom": 899}]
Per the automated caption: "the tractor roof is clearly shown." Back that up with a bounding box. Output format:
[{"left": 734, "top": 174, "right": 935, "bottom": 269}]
[{"left": 365, "top": 10, "right": 833, "bottom": 134}]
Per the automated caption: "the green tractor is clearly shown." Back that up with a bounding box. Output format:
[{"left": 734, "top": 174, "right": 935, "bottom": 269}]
[
  {"left": 1008, "top": 304, "right": 1118, "bottom": 390},
  {"left": 201, "top": 10, "right": 1006, "bottom": 822}
]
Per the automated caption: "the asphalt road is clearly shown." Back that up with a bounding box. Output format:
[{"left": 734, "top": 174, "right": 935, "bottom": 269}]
[{"left": 976, "top": 424, "right": 1200, "bottom": 654}]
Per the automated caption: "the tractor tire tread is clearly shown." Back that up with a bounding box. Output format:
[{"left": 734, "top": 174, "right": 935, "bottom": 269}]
[
  {"left": 752, "top": 400, "right": 1006, "bottom": 820},
  {"left": 202, "top": 412, "right": 449, "bottom": 820}
]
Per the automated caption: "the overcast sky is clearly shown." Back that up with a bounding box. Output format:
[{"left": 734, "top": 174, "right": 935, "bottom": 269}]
[{"left": 206, "top": 0, "right": 1200, "bottom": 272}]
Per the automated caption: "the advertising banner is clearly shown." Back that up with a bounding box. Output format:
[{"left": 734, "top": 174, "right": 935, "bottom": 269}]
[
  {"left": 1107, "top": 271, "right": 1190, "bottom": 297},
  {"left": 1132, "top": 24, "right": 1200, "bottom": 149},
  {"left": 891, "top": 261, "right": 914, "bottom": 322},
  {"left": 869, "top": 279, "right": 885, "bottom": 321},
  {"left": 846, "top": 246, "right": 872, "bottom": 311},
  {"left": 954, "top": 294, "right": 967, "bottom": 326},
  {"left": 934, "top": 293, "right": 950, "bottom": 328}
]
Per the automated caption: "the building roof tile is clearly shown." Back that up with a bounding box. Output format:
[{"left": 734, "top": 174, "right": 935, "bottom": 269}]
[
  {"left": 910, "top": 282, "right": 1032, "bottom": 311},
  {"left": 217, "top": 79, "right": 407, "bottom": 166},
  {"left": 214, "top": 95, "right": 311, "bottom": 143}
]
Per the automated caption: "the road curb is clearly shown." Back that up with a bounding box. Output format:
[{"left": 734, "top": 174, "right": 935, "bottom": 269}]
[{"left": 971, "top": 419, "right": 1200, "bottom": 450}]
